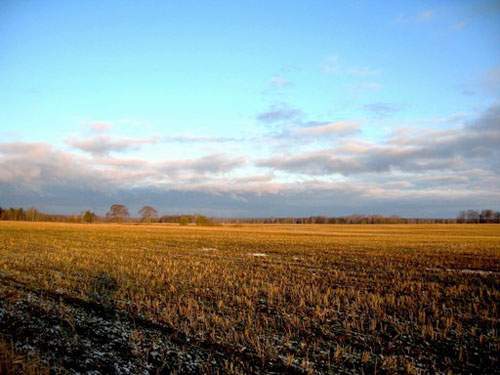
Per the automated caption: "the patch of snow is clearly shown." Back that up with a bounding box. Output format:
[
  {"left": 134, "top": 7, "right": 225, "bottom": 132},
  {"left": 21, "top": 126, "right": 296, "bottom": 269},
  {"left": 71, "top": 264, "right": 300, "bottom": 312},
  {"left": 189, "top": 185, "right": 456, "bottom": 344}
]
[
  {"left": 92, "top": 350, "right": 105, "bottom": 358},
  {"left": 459, "top": 268, "right": 496, "bottom": 275},
  {"left": 250, "top": 253, "right": 268, "bottom": 257},
  {"left": 426, "top": 267, "right": 497, "bottom": 275}
]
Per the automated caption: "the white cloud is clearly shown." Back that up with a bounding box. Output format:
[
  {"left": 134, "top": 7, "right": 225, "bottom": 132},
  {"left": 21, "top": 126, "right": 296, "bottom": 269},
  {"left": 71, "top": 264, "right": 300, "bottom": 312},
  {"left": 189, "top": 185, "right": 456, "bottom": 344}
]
[
  {"left": 84, "top": 121, "right": 113, "bottom": 133},
  {"left": 419, "top": 10, "right": 434, "bottom": 22},
  {"left": 1, "top": 103, "right": 499, "bottom": 217},
  {"left": 0, "top": 142, "right": 246, "bottom": 191},
  {"left": 294, "top": 121, "right": 359, "bottom": 136},
  {"left": 257, "top": 101, "right": 500, "bottom": 176},
  {"left": 65, "top": 135, "right": 157, "bottom": 156}
]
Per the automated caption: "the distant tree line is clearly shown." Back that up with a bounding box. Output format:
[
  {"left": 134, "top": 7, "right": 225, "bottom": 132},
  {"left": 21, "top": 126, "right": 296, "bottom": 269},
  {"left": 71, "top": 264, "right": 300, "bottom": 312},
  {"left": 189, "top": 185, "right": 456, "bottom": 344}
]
[
  {"left": 0, "top": 206, "right": 101, "bottom": 223},
  {"left": 221, "top": 215, "right": 459, "bottom": 224},
  {"left": 0, "top": 204, "right": 218, "bottom": 226},
  {"left": 1, "top": 205, "right": 498, "bottom": 224},
  {"left": 227, "top": 210, "right": 499, "bottom": 224},
  {"left": 0, "top": 206, "right": 68, "bottom": 222},
  {"left": 456, "top": 209, "right": 500, "bottom": 224},
  {"left": 157, "top": 214, "right": 219, "bottom": 226}
]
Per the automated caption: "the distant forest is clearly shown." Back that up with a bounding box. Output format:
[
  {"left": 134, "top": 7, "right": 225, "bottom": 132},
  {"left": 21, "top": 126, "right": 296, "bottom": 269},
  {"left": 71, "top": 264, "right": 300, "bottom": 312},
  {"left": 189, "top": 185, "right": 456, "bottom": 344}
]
[{"left": 0, "top": 205, "right": 499, "bottom": 224}]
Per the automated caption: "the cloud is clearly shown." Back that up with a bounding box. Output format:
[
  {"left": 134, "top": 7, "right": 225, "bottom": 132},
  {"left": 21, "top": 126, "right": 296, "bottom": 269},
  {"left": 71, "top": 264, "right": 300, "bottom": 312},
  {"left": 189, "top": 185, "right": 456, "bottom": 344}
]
[
  {"left": 457, "top": 66, "right": 500, "bottom": 97},
  {"left": 1, "top": 134, "right": 498, "bottom": 218},
  {"left": 364, "top": 102, "right": 403, "bottom": 118},
  {"left": 256, "top": 103, "right": 302, "bottom": 125},
  {"left": 66, "top": 135, "right": 157, "bottom": 156},
  {"left": 452, "top": 1, "right": 500, "bottom": 31},
  {"left": 256, "top": 146, "right": 463, "bottom": 176},
  {"left": 2, "top": 175, "right": 497, "bottom": 218},
  {"left": 414, "top": 174, "right": 469, "bottom": 186},
  {"left": 1, "top": 104, "right": 499, "bottom": 218},
  {"left": 269, "top": 75, "right": 290, "bottom": 87},
  {"left": 394, "top": 13, "right": 409, "bottom": 24},
  {"left": 0, "top": 141, "right": 246, "bottom": 193},
  {"left": 254, "top": 102, "right": 361, "bottom": 147},
  {"left": 479, "top": 67, "right": 500, "bottom": 92},
  {"left": 452, "top": 19, "right": 469, "bottom": 31},
  {"left": 419, "top": 10, "right": 434, "bottom": 22},
  {"left": 0, "top": 142, "right": 110, "bottom": 190},
  {"left": 294, "top": 121, "right": 359, "bottom": 136},
  {"left": 395, "top": 9, "right": 437, "bottom": 24},
  {"left": 257, "top": 101, "right": 500, "bottom": 176},
  {"left": 158, "top": 154, "right": 246, "bottom": 176},
  {"left": 162, "top": 135, "right": 238, "bottom": 143},
  {"left": 233, "top": 174, "right": 275, "bottom": 184},
  {"left": 84, "top": 121, "right": 113, "bottom": 133}
]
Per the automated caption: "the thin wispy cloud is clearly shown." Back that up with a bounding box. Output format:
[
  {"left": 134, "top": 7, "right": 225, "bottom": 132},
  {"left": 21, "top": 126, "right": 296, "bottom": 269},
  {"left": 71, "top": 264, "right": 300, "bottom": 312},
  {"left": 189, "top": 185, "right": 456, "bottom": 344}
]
[
  {"left": 479, "top": 67, "right": 500, "bottom": 92},
  {"left": 419, "top": 10, "right": 434, "bottom": 22},
  {"left": 394, "top": 12, "right": 409, "bottom": 24},
  {"left": 363, "top": 102, "right": 403, "bottom": 118},
  {"left": 256, "top": 103, "right": 303, "bottom": 125},
  {"left": 269, "top": 75, "right": 291, "bottom": 87},
  {"left": 395, "top": 9, "right": 435, "bottom": 24},
  {"left": 83, "top": 121, "right": 113, "bottom": 133},
  {"left": 162, "top": 135, "right": 239, "bottom": 143},
  {"left": 451, "top": 1, "right": 500, "bottom": 31},
  {"left": 65, "top": 135, "right": 158, "bottom": 156},
  {"left": 452, "top": 19, "right": 469, "bottom": 31},
  {"left": 294, "top": 121, "right": 359, "bottom": 136}
]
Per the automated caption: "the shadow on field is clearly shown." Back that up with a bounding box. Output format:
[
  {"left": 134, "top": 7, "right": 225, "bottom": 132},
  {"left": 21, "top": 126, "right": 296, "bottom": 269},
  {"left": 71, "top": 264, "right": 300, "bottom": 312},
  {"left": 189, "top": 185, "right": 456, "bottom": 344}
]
[{"left": 88, "top": 272, "right": 119, "bottom": 309}]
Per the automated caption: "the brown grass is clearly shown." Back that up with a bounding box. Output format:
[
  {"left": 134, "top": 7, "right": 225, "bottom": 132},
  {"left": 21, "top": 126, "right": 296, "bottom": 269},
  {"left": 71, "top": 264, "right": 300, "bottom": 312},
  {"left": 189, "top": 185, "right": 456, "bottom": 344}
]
[
  {"left": 0, "top": 222, "right": 499, "bottom": 374},
  {"left": 0, "top": 338, "right": 49, "bottom": 375}
]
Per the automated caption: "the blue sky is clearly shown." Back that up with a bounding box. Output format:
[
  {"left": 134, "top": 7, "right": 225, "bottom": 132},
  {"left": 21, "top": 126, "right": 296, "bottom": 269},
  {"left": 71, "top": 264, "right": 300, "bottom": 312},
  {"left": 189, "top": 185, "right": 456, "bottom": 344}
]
[{"left": 0, "top": 0, "right": 499, "bottom": 217}]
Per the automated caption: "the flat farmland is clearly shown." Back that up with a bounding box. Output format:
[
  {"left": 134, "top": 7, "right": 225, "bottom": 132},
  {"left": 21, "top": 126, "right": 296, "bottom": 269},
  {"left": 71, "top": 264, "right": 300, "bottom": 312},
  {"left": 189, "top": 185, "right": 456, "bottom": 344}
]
[{"left": 0, "top": 222, "right": 499, "bottom": 374}]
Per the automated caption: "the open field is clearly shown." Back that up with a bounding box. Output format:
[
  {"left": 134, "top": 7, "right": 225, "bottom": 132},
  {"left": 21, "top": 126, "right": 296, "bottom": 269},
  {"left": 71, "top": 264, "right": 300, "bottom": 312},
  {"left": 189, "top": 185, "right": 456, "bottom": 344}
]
[{"left": 0, "top": 222, "right": 499, "bottom": 374}]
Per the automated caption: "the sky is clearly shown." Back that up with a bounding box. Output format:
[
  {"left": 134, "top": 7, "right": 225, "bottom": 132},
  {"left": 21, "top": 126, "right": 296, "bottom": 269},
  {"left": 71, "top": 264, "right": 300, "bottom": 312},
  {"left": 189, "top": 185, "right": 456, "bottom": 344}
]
[{"left": 0, "top": 0, "right": 499, "bottom": 218}]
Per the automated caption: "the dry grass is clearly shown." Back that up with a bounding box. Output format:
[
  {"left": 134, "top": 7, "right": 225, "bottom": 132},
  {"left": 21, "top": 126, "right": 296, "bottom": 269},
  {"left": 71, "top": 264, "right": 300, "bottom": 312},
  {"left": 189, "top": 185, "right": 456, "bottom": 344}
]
[
  {"left": 0, "top": 338, "right": 49, "bottom": 375},
  {"left": 0, "top": 222, "right": 499, "bottom": 374}
]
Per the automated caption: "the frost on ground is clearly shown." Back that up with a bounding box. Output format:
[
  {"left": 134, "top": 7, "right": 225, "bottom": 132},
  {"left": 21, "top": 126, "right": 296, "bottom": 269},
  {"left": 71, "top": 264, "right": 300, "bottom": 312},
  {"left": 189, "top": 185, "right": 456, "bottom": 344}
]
[
  {"left": 425, "top": 267, "right": 498, "bottom": 275},
  {"left": 0, "top": 276, "right": 301, "bottom": 375}
]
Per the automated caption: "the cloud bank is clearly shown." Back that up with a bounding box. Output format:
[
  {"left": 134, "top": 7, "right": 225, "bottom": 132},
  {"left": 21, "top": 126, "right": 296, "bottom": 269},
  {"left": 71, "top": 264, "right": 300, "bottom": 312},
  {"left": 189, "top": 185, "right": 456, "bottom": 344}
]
[{"left": 1, "top": 102, "right": 498, "bottom": 217}]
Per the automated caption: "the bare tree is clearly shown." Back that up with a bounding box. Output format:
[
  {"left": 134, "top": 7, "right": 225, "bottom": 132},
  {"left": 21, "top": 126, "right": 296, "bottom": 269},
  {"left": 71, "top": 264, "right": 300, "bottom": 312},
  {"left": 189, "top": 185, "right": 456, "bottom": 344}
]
[
  {"left": 138, "top": 206, "right": 158, "bottom": 223},
  {"left": 480, "top": 209, "right": 494, "bottom": 223},
  {"left": 26, "top": 206, "right": 39, "bottom": 221},
  {"left": 106, "top": 204, "right": 130, "bottom": 223},
  {"left": 466, "top": 209, "right": 479, "bottom": 223},
  {"left": 83, "top": 211, "right": 97, "bottom": 223},
  {"left": 457, "top": 210, "right": 466, "bottom": 224}
]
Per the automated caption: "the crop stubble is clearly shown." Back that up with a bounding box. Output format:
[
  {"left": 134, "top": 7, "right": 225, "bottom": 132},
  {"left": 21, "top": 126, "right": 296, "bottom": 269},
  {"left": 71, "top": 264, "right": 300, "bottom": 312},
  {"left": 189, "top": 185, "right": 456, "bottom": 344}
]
[{"left": 0, "top": 222, "right": 499, "bottom": 374}]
